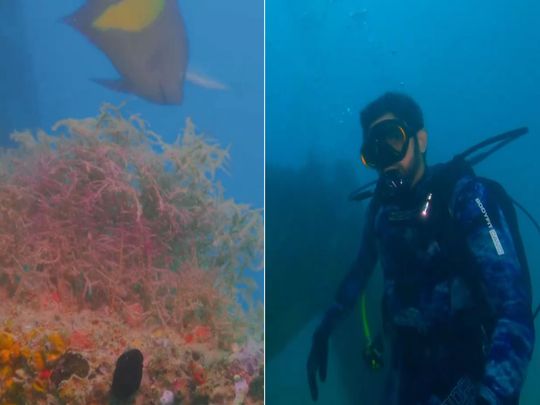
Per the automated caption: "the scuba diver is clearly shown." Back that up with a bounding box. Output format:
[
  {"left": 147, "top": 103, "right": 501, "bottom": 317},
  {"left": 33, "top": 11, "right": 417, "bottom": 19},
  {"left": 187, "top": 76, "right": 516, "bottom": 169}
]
[{"left": 307, "top": 92, "right": 536, "bottom": 404}]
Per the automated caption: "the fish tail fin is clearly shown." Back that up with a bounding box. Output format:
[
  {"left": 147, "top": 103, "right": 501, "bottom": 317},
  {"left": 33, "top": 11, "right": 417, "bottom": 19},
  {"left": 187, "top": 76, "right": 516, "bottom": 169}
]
[{"left": 185, "top": 71, "right": 229, "bottom": 91}]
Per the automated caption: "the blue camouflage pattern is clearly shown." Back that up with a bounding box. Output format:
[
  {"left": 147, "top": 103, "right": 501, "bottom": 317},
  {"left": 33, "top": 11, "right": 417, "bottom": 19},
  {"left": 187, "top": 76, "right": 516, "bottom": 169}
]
[{"left": 333, "top": 167, "right": 535, "bottom": 405}]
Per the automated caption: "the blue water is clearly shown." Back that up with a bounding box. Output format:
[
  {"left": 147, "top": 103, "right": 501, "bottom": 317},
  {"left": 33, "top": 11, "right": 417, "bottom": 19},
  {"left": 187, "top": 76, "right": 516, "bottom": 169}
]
[{"left": 267, "top": 0, "right": 540, "bottom": 403}]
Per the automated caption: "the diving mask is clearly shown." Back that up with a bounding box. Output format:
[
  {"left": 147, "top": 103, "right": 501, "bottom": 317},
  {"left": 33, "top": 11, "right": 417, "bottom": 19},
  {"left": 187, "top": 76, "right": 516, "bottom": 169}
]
[{"left": 360, "top": 119, "right": 414, "bottom": 170}]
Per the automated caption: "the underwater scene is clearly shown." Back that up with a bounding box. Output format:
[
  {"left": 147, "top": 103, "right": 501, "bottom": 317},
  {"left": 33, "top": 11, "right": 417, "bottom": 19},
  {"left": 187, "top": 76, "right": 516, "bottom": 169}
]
[
  {"left": 0, "top": 1, "right": 263, "bottom": 404},
  {"left": 266, "top": 0, "right": 540, "bottom": 404}
]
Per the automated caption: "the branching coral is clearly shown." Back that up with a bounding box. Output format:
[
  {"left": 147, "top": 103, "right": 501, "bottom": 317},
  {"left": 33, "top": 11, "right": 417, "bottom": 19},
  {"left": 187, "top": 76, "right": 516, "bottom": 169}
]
[{"left": 0, "top": 104, "right": 263, "bottom": 341}]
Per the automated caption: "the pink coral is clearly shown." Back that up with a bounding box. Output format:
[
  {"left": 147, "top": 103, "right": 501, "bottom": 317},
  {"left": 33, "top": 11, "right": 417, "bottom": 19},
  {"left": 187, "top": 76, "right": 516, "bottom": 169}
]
[{"left": 0, "top": 104, "right": 263, "bottom": 336}]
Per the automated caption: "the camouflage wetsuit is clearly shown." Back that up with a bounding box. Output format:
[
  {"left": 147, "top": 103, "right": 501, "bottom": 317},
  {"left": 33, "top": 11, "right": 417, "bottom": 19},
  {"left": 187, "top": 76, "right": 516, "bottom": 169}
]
[{"left": 329, "top": 164, "right": 535, "bottom": 405}]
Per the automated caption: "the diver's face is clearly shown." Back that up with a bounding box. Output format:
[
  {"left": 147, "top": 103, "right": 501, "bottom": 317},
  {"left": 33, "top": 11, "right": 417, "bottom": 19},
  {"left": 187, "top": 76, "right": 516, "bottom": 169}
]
[{"left": 368, "top": 113, "right": 427, "bottom": 185}]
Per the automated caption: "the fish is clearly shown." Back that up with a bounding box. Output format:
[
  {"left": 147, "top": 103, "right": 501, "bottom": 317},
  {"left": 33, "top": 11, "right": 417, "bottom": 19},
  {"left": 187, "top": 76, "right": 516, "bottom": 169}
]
[
  {"left": 63, "top": 0, "right": 189, "bottom": 105},
  {"left": 111, "top": 348, "right": 144, "bottom": 399}
]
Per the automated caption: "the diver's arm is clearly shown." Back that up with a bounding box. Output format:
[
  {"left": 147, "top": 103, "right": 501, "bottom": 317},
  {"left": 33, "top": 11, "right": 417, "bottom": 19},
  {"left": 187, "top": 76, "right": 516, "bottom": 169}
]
[
  {"left": 451, "top": 177, "right": 535, "bottom": 404},
  {"left": 325, "top": 199, "right": 379, "bottom": 324},
  {"left": 307, "top": 200, "right": 379, "bottom": 401}
]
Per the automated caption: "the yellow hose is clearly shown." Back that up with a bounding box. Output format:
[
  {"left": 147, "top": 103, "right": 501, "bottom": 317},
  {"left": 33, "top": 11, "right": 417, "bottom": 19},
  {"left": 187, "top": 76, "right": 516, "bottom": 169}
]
[{"left": 361, "top": 293, "right": 371, "bottom": 344}]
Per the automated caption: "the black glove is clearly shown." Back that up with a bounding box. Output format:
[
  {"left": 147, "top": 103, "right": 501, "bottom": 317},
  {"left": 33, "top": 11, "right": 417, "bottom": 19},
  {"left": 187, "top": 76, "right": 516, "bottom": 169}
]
[
  {"left": 307, "top": 323, "right": 330, "bottom": 401},
  {"left": 307, "top": 305, "right": 343, "bottom": 401}
]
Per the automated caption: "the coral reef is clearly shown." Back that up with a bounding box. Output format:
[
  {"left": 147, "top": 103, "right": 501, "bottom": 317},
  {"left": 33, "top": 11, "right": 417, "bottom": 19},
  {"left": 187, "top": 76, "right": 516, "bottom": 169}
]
[{"left": 0, "top": 104, "right": 263, "bottom": 404}]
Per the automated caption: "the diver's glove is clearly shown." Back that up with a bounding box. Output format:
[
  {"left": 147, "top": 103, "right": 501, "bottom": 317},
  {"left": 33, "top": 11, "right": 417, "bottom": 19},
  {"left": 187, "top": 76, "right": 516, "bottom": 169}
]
[{"left": 307, "top": 303, "right": 344, "bottom": 401}]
